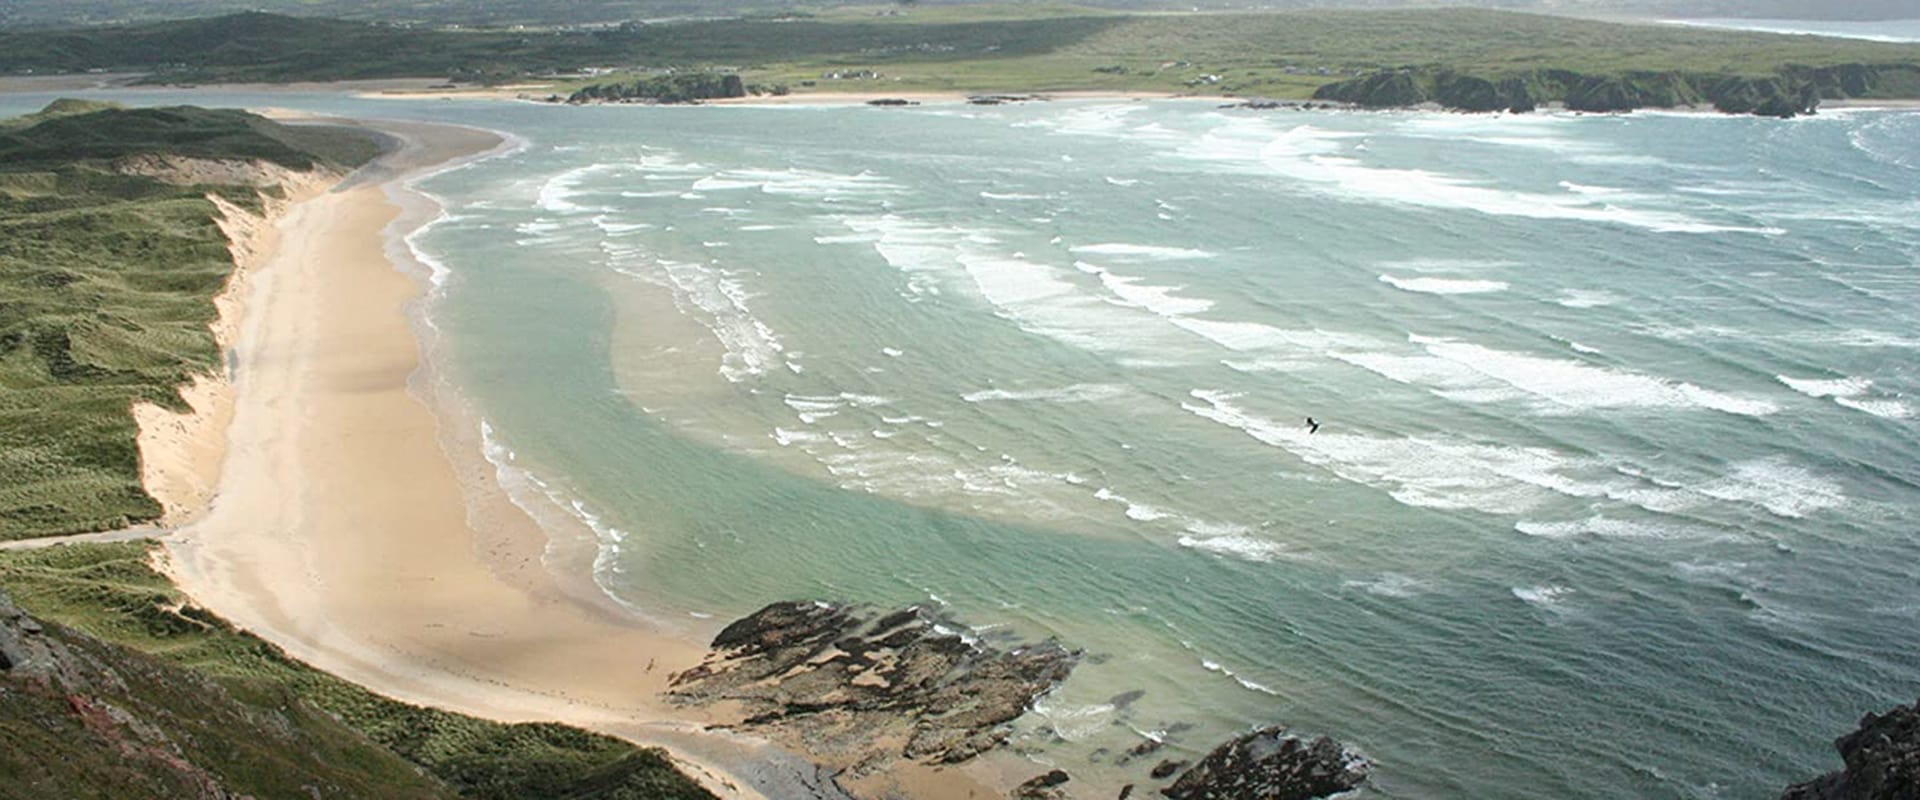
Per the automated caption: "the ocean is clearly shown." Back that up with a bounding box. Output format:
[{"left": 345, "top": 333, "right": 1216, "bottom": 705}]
[
  {"left": 8, "top": 91, "right": 1917, "bottom": 798},
  {"left": 1664, "top": 18, "right": 1920, "bottom": 43}
]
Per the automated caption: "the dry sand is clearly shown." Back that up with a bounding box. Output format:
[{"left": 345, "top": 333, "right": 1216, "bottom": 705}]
[
  {"left": 147, "top": 116, "right": 1005, "bottom": 800},
  {"left": 151, "top": 119, "right": 765, "bottom": 798}
]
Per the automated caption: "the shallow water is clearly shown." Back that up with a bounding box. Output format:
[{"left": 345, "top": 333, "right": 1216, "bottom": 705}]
[{"left": 9, "top": 91, "right": 1917, "bottom": 798}]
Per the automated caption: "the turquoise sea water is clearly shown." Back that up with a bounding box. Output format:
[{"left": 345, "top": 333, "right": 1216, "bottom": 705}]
[{"left": 7, "top": 92, "right": 1917, "bottom": 798}]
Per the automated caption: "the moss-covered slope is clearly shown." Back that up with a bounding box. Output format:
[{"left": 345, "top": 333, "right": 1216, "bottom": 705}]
[{"left": 0, "top": 102, "right": 377, "bottom": 541}]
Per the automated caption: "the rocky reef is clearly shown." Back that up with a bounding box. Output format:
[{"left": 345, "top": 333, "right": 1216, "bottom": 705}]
[
  {"left": 1782, "top": 699, "right": 1920, "bottom": 800},
  {"left": 672, "top": 601, "right": 1377, "bottom": 800},
  {"left": 1160, "top": 726, "right": 1369, "bottom": 800},
  {"left": 668, "top": 601, "right": 1078, "bottom": 776},
  {"left": 1310, "top": 63, "right": 1920, "bottom": 118}
]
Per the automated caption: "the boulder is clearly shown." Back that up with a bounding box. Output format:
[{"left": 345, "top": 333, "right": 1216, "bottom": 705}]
[
  {"left": 1015, "top": 769, "right": 1071, "bottom": 799},
  {"left": 1782, "top": 699, "right": 1920, "bottom": 800},
  {"left": 1161, "top": 726, "right": 1368, "bottom": 800},
  {"left": 1151, "top": 759, "right": 1189, "bottom": 779}
]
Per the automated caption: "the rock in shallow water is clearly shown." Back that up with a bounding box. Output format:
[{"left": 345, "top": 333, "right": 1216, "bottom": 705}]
[
  {"left": 1782, "top": 699, "right": 1920, "bottom": 800},
  {"left": 670, "top": 601, "right": 1078, "bottom": 774},
  {"left": 1161, "top": 726, "right": 1368, "bottom": 800}
]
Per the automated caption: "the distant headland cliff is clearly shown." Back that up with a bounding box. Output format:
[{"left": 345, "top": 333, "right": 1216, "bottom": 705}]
[{"left": 1311, "top": 63, "right": 1920, "bottom": 118}]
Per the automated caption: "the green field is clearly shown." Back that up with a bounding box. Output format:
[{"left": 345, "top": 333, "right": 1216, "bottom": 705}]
[
  {"left": 4, "top": 6, "right": 1920, "bottom": 99},
  {"left": 0, "top": 541, "right": 716, "bottom": 799},
  {"left": 0, "top": 102, "right": 374, "bottom": 541}
]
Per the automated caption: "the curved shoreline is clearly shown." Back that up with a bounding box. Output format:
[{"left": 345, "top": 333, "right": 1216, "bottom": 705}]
[{"left": 152, "top": 115, "right": 838, "bottom": 800}]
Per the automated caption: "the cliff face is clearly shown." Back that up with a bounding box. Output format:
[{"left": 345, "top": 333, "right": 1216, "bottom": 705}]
[
  {"left": 1311, "top": 63, "right": 1920, "bottom": 118},
  {"left": 1782, "top": 700, "right": 1920, "bottom": 800}
]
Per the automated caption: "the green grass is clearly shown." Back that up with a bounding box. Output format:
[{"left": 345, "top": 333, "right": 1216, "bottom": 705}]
[
  {"left": 0, "top": 541, "right": 718, "bottom": 800},
  {"left": 0, "top": 103, "right": 376, "bottom": 541},
  {"left": 4, "top": 7, "right": 1919, "bottom": 97}
]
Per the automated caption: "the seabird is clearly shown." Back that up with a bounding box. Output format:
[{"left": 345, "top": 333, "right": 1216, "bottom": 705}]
[{"left": 1305, "top": 417, "right": 1320, "bottom": 434}]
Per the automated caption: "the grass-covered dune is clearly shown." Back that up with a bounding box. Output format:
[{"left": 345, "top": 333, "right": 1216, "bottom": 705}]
[
  {"left": 0, "top": 101, "right": 376, "bottom": 541},
  {"left": 0, "top": 541, "right": 717, "bottom": 799},
  {"left": 2, "top": 6, "right": 1919, "bottom": 99}
]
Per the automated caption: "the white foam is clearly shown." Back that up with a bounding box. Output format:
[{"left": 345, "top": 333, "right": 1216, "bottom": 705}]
[
  {"left": 1697, "top": 457, "right": 1846, "bottom": 519},
  {"left": 1342, "top": 573, "right": 1425, "bottom": 597},
  {"left": 1094, "top": 487, "right": 1176, "bottom": 522},
  {"left": 962, "top": 384, "right": 1130, "bottom": 403},
  {"left": 1513, "top": 585, "right": 1574, "bottom": 609},
  {"left": 1393, "top": 334, "right": 1778, "bottom": 416},
  {"left": 1176, "top": 389, "right": 1813, "bottom": 521},
  {"left": 649, "top": 259, "right": 784, "bottom": 382},
  {"left": 1379, "top": 274, "right": 1510, "bottom": 295},
  {"left": 1069, "top": 243, "right": 1216, "bottom": 260},
  {"left": 1835, "top": 397, "right": 1915, "bottom": 419},
  {"left": 1556, "top": 290, "right": 1621, "bottom": 308},
  {"left": 1031, "top": 697, "right": 1116, "bottom": 742},
  {"left": 1195, "top": 656, "right": 1282, "bottom": 695},
  {"left": 1178, "top": 532, "right": 1290, "bottom": 563},
  {"left": 1180, "top": 120, "right": 1779, "bottom": 235},
  {"left": 536, "top": 164, "right": 619, "bottom": 214},
  {"left": 1090, "top": 266, "right": 1217, "bottom": 316},
  {"left": 1514, "top": 516, "right": 1721, "bottom": 541},
  {"left": 1777, "top": 375, "right": 1914, "bottom": 419}
]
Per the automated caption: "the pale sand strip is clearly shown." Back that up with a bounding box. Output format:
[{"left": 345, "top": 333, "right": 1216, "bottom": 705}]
[
  {"left": 151, "top": 120, "right": 804, "bottom": 800},
  {"left": 134, "top": 166, "right": 337, "bottom": 526}
]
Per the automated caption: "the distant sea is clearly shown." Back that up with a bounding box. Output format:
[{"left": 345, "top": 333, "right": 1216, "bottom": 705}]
[
  {"left": 5, "top": 91, "right": 1916, "bottom": 798},
  {"left": 1665, "top": 17, "right": 1920, "bottom": 43}
]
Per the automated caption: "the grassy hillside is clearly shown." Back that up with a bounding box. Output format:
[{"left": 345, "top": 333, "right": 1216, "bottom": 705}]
[
  {"left": 0, "top": 103, "right": 375, "bottom": 541},
  {"left": 0, "top": 541, "right": 717, "bottom": 799},
  {"left": 1, "top": 0, "right": 1914, "bottom": 30},
  {"left": 2, "top": 7, "right": 1918, "bottom": 98}
]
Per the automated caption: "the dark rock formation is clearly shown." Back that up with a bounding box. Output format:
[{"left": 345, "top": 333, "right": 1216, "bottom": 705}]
[
  {"left": 1312, "top": 63, "right": 1919, "bottom": 118},
  {"left": 1782, "top": 699, "right": 1920, "bottom": 800},
  {"left": 670, "top": 601, "right": 1078, "bottom": 776},
  {"left": 1707, "top": 76, "right": 1821, "bottom": 118},
  {"left": 1015, "top": 769, "right": 1072, "bottom": 799},
  {"left": 567, "top": 73, "right": 745, "bottom": 104},
  {"left": 1151, "top": 759, "right": 1189, "bottom": 779},
  {"left": 1161, "top": 726, "right": 1368, "bottom": 800},
  {"left": 866, "top": 98, "right": 919, "bottom": 106}
]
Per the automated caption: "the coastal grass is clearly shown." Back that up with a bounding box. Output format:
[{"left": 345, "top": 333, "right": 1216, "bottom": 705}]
[
  {"left": 0, "top": 104, "right": 375, "bottom": 541},
  {"left": 5, "top": 6, "right": 1920, "bottom": 98},
  {"left": 0, "top": 541, "right": 717, "bottom": 800}
]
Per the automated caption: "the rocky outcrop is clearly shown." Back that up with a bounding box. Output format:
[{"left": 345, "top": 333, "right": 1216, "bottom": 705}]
[
  {"left": 1782, "top": 700, "right": 1920, "bottom": 800},
  {"left": 670, "top": 601, "right": 1078, "bottom": 776},
  {"left": 567, "top": 73, "right": 746, "bottom": 104},
  {"left": 1160, "top": 726, "right": 1369, "bottom": 800},
  {"left": 1311, "top": 62, "right": 1920, "bottom": 118}
]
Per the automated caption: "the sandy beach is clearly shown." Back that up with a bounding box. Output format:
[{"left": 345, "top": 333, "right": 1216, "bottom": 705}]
[
  {"left": 132, "top": 110, "right": 1026, "bottom": 800},
  {"left": 146, "top": 118, "right": 874, "bottom": 800}
]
